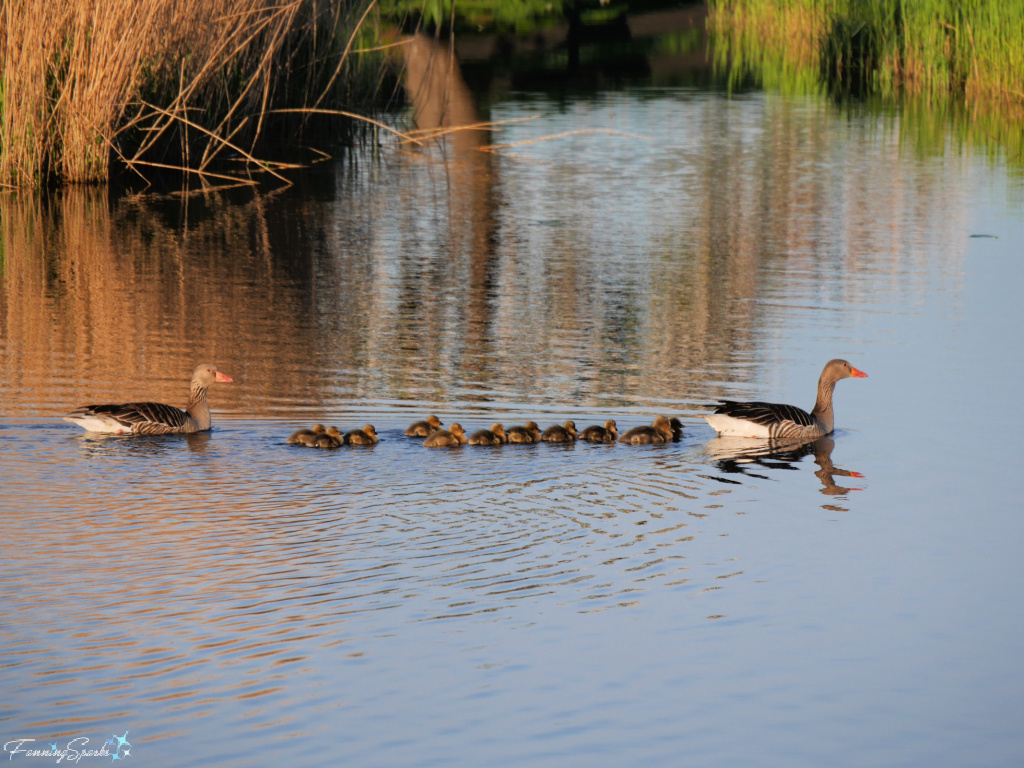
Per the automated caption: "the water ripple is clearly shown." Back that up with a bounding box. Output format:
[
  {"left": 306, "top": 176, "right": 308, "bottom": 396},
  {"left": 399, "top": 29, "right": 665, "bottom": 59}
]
[{"left": 0, "top": 413, "right": 848, "bottom": 743}]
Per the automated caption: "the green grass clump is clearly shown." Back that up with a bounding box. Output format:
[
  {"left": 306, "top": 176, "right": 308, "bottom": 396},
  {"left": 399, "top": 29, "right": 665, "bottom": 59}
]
[
  {"left": 710, "top": 0, "right": 1024, "bottom": 167},
  {"left": 711, "top": 0, "right": 1024, "bottom": 106}
]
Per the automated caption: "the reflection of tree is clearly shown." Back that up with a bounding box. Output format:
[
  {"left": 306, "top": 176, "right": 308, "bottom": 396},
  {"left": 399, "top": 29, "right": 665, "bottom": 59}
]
[
  {"left": 705, "top": 435, "right": 863, "bottom": 500},
  {"left": 399, "top": 33, "right": 499, "bottom": 389}
]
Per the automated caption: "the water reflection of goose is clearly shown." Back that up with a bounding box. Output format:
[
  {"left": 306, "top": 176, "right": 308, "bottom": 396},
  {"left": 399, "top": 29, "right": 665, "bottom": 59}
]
[
  {"left": 64, "top": 364, "right": 233, "bottom": 435},
  {"left": 706, "top": 436, "right": 863, "bottom": 496},
  {"left": 424, "top": 423, "right": 468, "bottom": 447},
  {"left": 705, "top": 359, "right": 867, "bottom": 439},
  {"left": 579, "top": 420, "right": 617, "bottom": 442}
]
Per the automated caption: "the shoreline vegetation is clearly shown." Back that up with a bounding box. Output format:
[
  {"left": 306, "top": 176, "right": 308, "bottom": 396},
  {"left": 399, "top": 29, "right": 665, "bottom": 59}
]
[
  {"left": 709, "top": 0, "right": 1024, "bottom": 107},
  {"left": 0, "top": 0, "right": 394, "bottom": 188},
  {"left": 2, "top": 0, "right": 1022, "bottom": 189},
  {"left": 708, "top": 0, "right": 1024, "bottom": 166}
]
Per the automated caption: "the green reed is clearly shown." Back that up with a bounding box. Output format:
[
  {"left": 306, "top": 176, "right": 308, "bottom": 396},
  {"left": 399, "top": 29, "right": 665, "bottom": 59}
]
[
  {"left": 710, "top": 0, "right": 1024, "bottom": 168},
  {"left": 382, "top": 0, "right": 568, "bottom": 33},
  {"left": 711, "top": 0, "right": 1024, "bottom": 104}
]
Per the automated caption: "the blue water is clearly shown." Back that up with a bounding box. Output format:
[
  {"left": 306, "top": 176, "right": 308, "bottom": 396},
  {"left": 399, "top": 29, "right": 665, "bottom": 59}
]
[{"left": 2, "top": 86, "right": 1023, "bottom": 767}]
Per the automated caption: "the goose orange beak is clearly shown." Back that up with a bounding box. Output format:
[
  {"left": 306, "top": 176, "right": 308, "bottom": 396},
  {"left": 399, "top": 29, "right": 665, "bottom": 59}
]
[
  {"left": 215, "top": 371, "right": 233, "bottom": 383},
  {"left": 850, "top": 367, "right": 868, "bottom": 378}
]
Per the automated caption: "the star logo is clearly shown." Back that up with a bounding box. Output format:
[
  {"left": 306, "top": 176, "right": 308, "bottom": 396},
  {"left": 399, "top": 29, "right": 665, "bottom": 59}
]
[
  {"left": 50, "top": 744, "right": 58, "bottom": 752},
  {"left": 108, "top": 732, "right": 131, "bottom": 761}
]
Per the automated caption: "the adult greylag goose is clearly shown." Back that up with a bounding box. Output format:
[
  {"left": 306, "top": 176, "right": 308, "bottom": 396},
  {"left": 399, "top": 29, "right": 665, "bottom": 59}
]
[
  {"left": 506, "top": 421, "right": 542, "bottom": 444},
  {"left": 704, "top": 359, "right": 867, "bottom": 439},
  {"left": 344, "top": 425, "right": 379, "bottom": 445},
  {"left": 405, "top": 415, "right": 443, "bottom": 437},
  {"left": 541, "top": 421, "right": 578, "bottom": 443},
  {"left": 618, "top": 416, "right": 675, "bottom": 445},
  {"left": 424, "top": 423, "right": 468, "bottom": 447},
  {"left": 579, "top": 420, "right": 618, "bottom": 442},
  {"left": 469, "top": 424, "right": 507, "bottom": 445},
  {"left": 64, "top": 364, "right": 232, "bottom": 435}
]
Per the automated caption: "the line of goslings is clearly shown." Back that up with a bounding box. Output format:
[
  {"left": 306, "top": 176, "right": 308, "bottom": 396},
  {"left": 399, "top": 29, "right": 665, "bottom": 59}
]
[{"left": 286, "top": 415, "right": 683, "bottom": 450}]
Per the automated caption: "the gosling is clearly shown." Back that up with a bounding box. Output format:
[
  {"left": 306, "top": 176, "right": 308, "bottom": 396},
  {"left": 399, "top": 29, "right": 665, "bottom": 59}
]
[
  {"left": 468, "top": 424, "right": 507, "bottom": 445},
  {"left": 404, "top": 415, "right": 443, "bottom": 437},
  {"left": 287, "top": 423, "right": 326, "bottom": 445},
  {"left": 579, "top": 420, "right": 618, "bottom": 442},
  {"left": 344, "top": 425, "right": 379, "bottom": 445},
  {"left": 541, "top": 421, "right": 578, "bottom": 443},
  {"left": 506, "top": 421, "right": 542, "bottom": 444},
  {"left": 424, "top": 423, "right": 468, "bottom": 447},
  {"left": 618, "top": 416, "right": 675, "bottom": 445}
]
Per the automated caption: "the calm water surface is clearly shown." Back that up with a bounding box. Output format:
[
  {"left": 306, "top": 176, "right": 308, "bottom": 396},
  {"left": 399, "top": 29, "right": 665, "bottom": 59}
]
[{"left": 2, "top": 76, "right": 1024, "bottom": 766}]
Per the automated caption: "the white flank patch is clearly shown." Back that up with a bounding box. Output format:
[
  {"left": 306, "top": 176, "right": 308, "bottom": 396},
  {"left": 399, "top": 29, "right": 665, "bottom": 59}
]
[
  {"left": 63, "top": 414, "right": 131, "bottom": 434},
  {"left": 703, "top": 414, "right": 772, "bottom": 438}
]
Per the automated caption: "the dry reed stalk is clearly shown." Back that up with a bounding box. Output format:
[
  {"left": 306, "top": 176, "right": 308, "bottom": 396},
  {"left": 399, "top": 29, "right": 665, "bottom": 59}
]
[
  {"left": 120, "top": 160, "right": 262, "bottom": 185},
  {"left": 137, "top": 101, "right": 298, "bottom": 184},
  {"left": 398, "top": 115, "right": 542, "bottom": 144},
  {"left": 353, "top": 40, "right": 413, "bottom": 54},
  {"left": 268, "top": 107, "right": 421, "bottom": 144},
  {"left": 1, "top": 0, "right": 376, "bottom": 187},
  {"left": 312, "top": 0, "right": 378, "bottom": 110}
]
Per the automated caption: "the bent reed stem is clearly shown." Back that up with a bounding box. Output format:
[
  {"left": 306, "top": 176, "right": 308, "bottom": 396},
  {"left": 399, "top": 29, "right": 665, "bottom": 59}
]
[{"left": 0, "top": 0, "right": 386, "bottom": 188}]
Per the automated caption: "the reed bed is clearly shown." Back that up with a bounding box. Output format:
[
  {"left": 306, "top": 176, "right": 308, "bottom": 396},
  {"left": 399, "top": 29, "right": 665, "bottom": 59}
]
[
  {"left": 0, "top": 0, "right": 383, "bottom": 187},
  {"left": 710, "top": 0, "right": 1024, "bottom": 106}
]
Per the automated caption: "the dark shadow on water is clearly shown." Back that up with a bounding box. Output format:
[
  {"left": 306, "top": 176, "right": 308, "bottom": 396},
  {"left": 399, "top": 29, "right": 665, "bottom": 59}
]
[{"left": 455, "top": 2, "right": 711, "bottom": 96}]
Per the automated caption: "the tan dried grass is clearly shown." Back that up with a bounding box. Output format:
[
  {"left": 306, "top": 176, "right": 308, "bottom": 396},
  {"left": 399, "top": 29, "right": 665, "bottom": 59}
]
[{"left": 0, "top": 0, "right": 379, "bottom": 187}]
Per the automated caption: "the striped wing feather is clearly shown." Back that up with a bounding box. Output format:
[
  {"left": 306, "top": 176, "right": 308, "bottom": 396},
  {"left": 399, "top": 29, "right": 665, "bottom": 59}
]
[
  {"left": 713, "top": 400, "right": 814, "bottom": 428},
  {"left": 75, "top": 402, "right": 190, "bottom": 434}
]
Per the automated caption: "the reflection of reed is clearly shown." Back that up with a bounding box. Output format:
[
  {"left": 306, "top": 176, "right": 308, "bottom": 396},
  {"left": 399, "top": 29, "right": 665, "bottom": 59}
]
[
  {"left": 0, "top": 85, "right": 966, "bottom": 419},
  {"left": 0, "top": 188, "right": 324, "bottom": 414},
  {"left": 398, "top": 33, "right": 501, "bottom": 391}
]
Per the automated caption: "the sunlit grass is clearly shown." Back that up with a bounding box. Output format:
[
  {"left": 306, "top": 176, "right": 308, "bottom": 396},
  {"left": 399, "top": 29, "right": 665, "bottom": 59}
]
[
  {"left": 710, "top": 0, "right": 1024, "bottom": 105},
  {"left": 709, "top": 0, "right": 1024, "bottom": 168}
]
